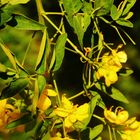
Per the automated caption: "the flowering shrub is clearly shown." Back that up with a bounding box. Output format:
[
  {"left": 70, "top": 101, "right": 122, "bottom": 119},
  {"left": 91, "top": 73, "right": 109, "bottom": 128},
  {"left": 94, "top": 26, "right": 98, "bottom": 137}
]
[{"left": 0, "top": 0, "right": 138, "bottom": 139}]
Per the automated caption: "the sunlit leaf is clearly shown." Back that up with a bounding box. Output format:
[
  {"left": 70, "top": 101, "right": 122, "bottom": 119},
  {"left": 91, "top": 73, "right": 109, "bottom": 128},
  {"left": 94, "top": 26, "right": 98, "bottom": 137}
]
[
  {"left": 63, "top": 0, "right": 82, "bottom": 15},
  {"left": 0, "top": 42, "right": 17, "bottom": 70},
  {"left": 110, "top": 5, "right": 122, "bottom": 20},
  {"left": 89, "top": 124, "right": 103, "bottom": 140},
  {"left": 0, "top": 63, "right": 7, "bottom": 73},
  {"left": 53, "top": 33, "right": 67, "bottom": 72},
  {"left": 122, "top": 0, "right": 136, "bottom": 16},
  {"left": 35, "top": 29, "right": 49, "bottom": 73},
  {"left": 116, "top": 18, "right": 133, "bottom": 28},
  {"left": 67, "top": 14, "right": 91, "bottom": 47},
  {"left": 81, "top": 95, "right": 99, "bottom": 130},
  {"left": 6, "top": 113, "right": 33, "bottom": 129},
  {"left": 48, "top": 48, "right": 55, "bottom": 73},
  {"left": 8, "top": 14, "right": 46, "bottom": 30},
  {"left": 73, "top": 15, "right": 84, "bottom": 47},
  {"left": 1, "top": 0, "right": 30, "bottom": 5},
  {"left": 94, "top": 0, "right": 114, "bottom": 16},
  {"left": 82, "top": 1, "right": 93, "bottom": 14},
  {"left": 0, "top": 78, "right": 29, "bottom": 99},
  {"left": 124, "top": 12, "right": 133, "bottom": 20}
]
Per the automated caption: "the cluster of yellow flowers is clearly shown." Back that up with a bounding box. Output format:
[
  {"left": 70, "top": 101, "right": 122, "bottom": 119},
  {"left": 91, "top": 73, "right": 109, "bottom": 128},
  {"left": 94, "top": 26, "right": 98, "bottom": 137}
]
[
  {"left": 0, "top": 99, "right": 22, "bottom": 133},
  {"left": 37, "top": 88, "right": 89, "bottom": 139},
  {"left": 54, "top": 95, "right": 89, "bottom": 129},
  {"left": 96, "top": 46, "right": 127, "bottom": 86},
  {"left": 104, "top": 106, "right": 140, "bottom": 140}
]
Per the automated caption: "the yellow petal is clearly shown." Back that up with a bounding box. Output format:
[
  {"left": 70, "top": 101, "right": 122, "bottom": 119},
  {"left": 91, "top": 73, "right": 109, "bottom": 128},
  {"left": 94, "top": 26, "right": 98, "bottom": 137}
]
[
  {"left": 69, "top": 114, "right": 77, "bottom": 123},
  {"left": 37, "top": 94, "right": 51, "bottom": 111},
  {"left": 61, "top": 96, "right": 73, "bottom": 110},
  {"left": 117, "top": 51, "right": 127, "bottom": 63},
  {"left": 47, "top": 89, "right": 57, "bottom": 96},
  {"left": 0, "top": 99, "right": 7, "bottom": 113},
  {"left": 64, "top": 117, "right": 73, "bottom": 128},
  {"left": 104, "top": 109, "right": 117, "bottom": 123},
  {"left": 75, "top": 103, "right": 89, "bottom": 121},
  {"left": 54, "top": 108, "right": 69, "bottom": 117},
  {"left": 116, "top": 110, "right": 129, "bottom": 125},
  {"left": 105, "top": 71, "right": 118, "bottom": 86}
]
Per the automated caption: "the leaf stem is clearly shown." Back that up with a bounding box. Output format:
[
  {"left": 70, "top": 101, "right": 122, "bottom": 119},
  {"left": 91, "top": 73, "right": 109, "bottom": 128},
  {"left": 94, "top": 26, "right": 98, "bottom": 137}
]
[
  {"left": 53, "top": 79, "right": 61, "bottom": 106},
  {"left": 112, "top": 128, "right": 117, "bottom": 140},
  {"left": 42, "top": 14, "right": 92, "bottom": 63},
  {"left": 35, "top": 0, "right": 45, "bottom": 23},
  {"left": 107, "top": 125, "right": 113, "bottom": 140}
]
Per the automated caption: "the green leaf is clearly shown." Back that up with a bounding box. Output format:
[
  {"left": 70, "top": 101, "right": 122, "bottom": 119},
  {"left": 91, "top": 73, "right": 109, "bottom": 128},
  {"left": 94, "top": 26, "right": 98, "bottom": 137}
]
[
  {"left": 94, "top": 0, "right": 114, "bottom": 16},
  {"left": 32, "top": 78, "right": 39, "bottom": 115},
  {"left": 1, "top": 0, "right": 30, "bottom": 5},
  {"left": 63, "top": 0, "right": 82, "bottom": 15},
  {"left": 0, "top": 42, "right": 17, "bottom": 70},
  {"left": 81, "top": 95, "right": 99, "bottom": 131},
  {"left": 81, "top": 1, "right": 93, "bottom": 14},
  {"left": 111, "top": 88, "right": 129, "bottom": 103},
  {"left": 6, "top": 113, "right": 33, "bottom": 129},
  {"left": 67, "top": 14, "right": 91, "bottom": 47},
  {"left": 48, "top": 47, "right": 56, "bottom": 72},
  {"left": 90, "top": 90, "right": 106, "bottom": 109},
  {"left": 110, "top": 5, "right": 122, "bottom": 20},
  {"left": 95, "top": 83, "right": 129, "bottom": 104},
  {"left": 89, "top": 124, "right": 104, "bottom": 140},
  {"left": 0, "top": 78, "right": 29, "bottom": 99},
  {"left": 9, "top": 0, "right": 30, "bottom": 5},
  {"left": 0, "top": 4, "right": 18, "bottom": 26},
  {"left": 0, "top": 63, "right": 7, "bottom": 73},
  {"left": 53, "top": 33, "right": 67, "bottom": 72},
  {"left": 42, "top": 131, "right": 51, "bottom": 140},
  {"left": 119, "top": 67, "right": 133, "bottom": 77},
  {"left": 116, "top": 18, "right": 133, "bottom": 28},
  {"left": 122, "top": 0, "right": 136, "bottom": 16},
  {"left": 124, "top": 11, "right": 133, "bottom": 20},
  {"left": 35, "top": 30, "right": 49, "bottom": 73},
  {"left": 73, "top": 15, "right": 84, "bottom": 47},
  {"left": 8, "top": 14, "right": 46, "bottom": 30},
  {"left": 37, "top": 75, "right": 46, "bottom": 94}
]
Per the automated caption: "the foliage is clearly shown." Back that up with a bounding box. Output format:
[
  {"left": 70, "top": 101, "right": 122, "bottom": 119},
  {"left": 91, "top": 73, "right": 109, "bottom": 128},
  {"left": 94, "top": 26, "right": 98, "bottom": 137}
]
[{"left": 0, "top": 0, "right": 138, "bottom": 139}]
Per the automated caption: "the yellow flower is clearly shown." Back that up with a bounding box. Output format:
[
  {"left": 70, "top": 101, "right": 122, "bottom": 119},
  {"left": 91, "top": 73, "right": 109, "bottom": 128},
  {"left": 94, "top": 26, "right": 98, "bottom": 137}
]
[
  {"left": 104, "top": 106, "right": 129, "bottom": 125},
  {"left": 121, "top": 120, "right": 140, "bottom": 140},
  {"left": 96, "top": 48, "right": 127, "bottom": 86},
  {"left": 54, "top": 95, "right": 89, "bottom": 128},
  {"left": 0, "top": 99, "right": 21, "bottom": 133},
  {"left": 37, "top": 88, "right": 57, "bottom": 112}
]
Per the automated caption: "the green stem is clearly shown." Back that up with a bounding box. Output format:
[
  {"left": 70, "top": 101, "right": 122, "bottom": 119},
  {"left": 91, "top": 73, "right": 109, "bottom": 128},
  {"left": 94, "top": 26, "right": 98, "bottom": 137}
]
[
  {"left": 112, "top": 128, "right": 117, "bottom": 140},
  {"left": 107, "top": 125, "right": 113, "bottom": 140},
  {"left": 99, "top": 17, "right": 126, "bottom": 45},
  {"left": 42, "top": 14, "right": 92, "bottom": 63},
  {"left": 118, "top": 27, "right": 136, "bottom": 45},
  {"left": 35, "top": 0, "right": 44, "bottom": 23},
  {"left": 68, "top": 90, "right": 85, "bottom": 100},
  {"left": 68, "top": 81, "right": 97, "bottom": 100},
  {"left": 93, "top": 114, "right": 106, "bottom": 124},
  {"left": 53, "top": 79, "right": 61, "bottom": 106},
  {"left": 45, "top": 12, "right": 64, "bottom": 15}
]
